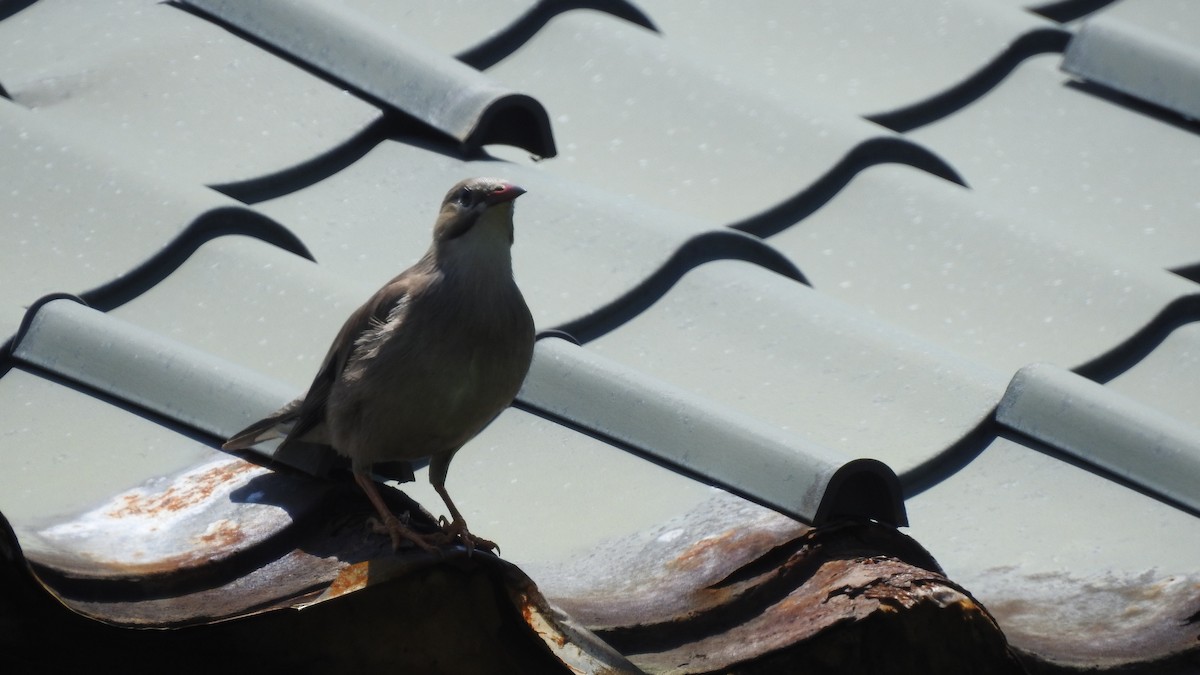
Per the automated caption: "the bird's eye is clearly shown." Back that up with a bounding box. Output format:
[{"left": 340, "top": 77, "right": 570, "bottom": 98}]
[{"left": 456, "top": 188, "right": 472, "bottom": 206}]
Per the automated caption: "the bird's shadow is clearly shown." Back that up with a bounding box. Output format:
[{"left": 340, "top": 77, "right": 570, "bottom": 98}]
[{"left": 225, "top": 456, "right": 442, "bottom": 565}]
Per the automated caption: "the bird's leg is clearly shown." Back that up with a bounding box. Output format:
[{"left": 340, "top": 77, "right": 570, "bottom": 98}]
[
  {"left": 429, "top": 453, "right": 499, "bottom": 555},
  {"left": 353, "top": 470, "right": 437, "bottom": 553}
]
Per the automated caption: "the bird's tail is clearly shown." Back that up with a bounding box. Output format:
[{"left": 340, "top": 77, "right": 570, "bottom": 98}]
[{"left": 222, "top": 409, "right": 297, "bottom": 450}]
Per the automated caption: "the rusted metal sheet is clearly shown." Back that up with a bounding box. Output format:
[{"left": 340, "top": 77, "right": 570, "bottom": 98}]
[
  {"left": 2, "top": 438, "right": 1137, "bottom": 674},
  {"left": 311, "top": 556, "right": 640, "bottom": 674},
  {"left": 986, "top": 574, "right": 1200, "bottom": 672},
  {"left": 533, "top": 493, "right": 1025, "bottom": 674},
  {"left": 0, "top": 464, "right": 640, "bottom": 673},
  {"left": 9, "top": 441, "right": 1189, "bottom": 673},
  {"left": 33, "top": 458, "right": 280, "bottom": 577},
  {"left": 621, "top": 551, "right": 1024, "bottom": 675}
]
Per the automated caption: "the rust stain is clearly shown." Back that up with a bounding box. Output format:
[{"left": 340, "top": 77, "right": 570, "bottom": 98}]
[
  {"left": 519, "top": 593, "right": 570, "bottom": 650},
  {"left": 520, "top": 596, "right": 536, "bottom": 624},
  {"left": 667, "top": 528, "right": 778, "bottom": 573},
  {"left": 106, "top": 461, "right": 259, "bottom": 518},
  {"left": 70, "top": 519, "right": 256, "bottom": 577},
  {"left": 323, "top": 562, "right": 371, "bottom": 600},
  {"left": 670, "top": 530, "right": 736, "bottom": 572},
  {"left": 195, "top": 519, "right": 246, "bottom": 549}
]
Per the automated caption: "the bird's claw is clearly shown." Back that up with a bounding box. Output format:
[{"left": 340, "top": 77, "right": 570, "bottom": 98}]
[
  {"left": 363, "top": 511, "right": 499, "bottom": 557},
  {"left": 434, "top": 517, "right": 499, "bottom": 556},
  {"left": 367, "top": 515, "right": 438, "bottom": 554}
]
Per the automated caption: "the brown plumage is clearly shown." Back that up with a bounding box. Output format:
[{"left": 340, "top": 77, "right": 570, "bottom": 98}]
[{"left": 224, "top": 177, "right": 535, "bottom": 553}]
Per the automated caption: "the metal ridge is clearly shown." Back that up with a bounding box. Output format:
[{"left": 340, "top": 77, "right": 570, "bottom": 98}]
[
  {"left": 997, "top": 362, "right": 1200, "bottom": 517},
  {"left": 181, "top": 0, "right": 557, "bottom": 157},
  {"left": 519, "top": 336, "right": 908, "bottom": 527}
]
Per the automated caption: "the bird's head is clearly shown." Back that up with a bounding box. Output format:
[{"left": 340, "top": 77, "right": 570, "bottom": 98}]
[{"left": 433, "top": 177, "right": 526, "bottom": 247}]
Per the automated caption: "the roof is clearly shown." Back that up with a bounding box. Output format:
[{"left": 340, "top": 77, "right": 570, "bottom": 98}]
[{"left": 2, "top": 0, "right": 1200, "bottom": 670}]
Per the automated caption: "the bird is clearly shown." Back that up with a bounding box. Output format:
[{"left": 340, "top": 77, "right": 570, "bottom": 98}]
[{"left": 223, "top": 177, "right": 535, "bottom": 554}]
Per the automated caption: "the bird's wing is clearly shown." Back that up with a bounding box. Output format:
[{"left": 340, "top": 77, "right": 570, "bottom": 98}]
[
  {"left": 283, "top": 274, "right": 419, "bottom": 444},
  {"left": 223, "top": 272, "right": 421, "bottom": 451}
]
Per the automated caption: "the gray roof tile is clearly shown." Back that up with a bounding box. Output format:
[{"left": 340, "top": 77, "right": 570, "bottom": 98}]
[
  {"left": 182, "top": 0, "right": 556, "bottom": 157},
  {"left": 1106, "top": 320, "right": 1200, "bottom": 424},
  {"left": 1063, "top": 0, "right": 1200, "bottom": 120},
  {"left": 633, "top": 0, "right": 1057, "bottom": 117},
  {"left": 1083, "top": 0, "right": 1200, "bottom": 38},
  {"left": 0, "top": 0, "right": 381, "bottom": 184},
  {"left": 251, "top": 139, "right": 723, "bottom": 327},
  {"left": 341, "top": 0, "right": 658, "bottom": 66},
  {"left": 482, "top": 10, "right": 928, "bottom": 224},
  {"left": 584, "top": 259, "right": 1006, "bottom": 476},
  {"left": 521, "top": 336, "right": 907, "bottom": 526},
  {"left": 771, "top": 162, "right": 1199, "bottom": 372},
  {"left": 11, "top": 297, "right": 306, "bottom": 467},
  {"left": 0, "top": 98, "right": 237, "bottom": 334},
  {"left": 910, "top": 53, "right": 1200, "bottom": 269},
  {"left": 341, "top": 0, "right": 540, "bottom": 56},
  {"left": 998, "top": 362, "right": 1200, "bottom": 514},
  {"left": 106, "top": 234, "right": 368, "bottom": 389}
]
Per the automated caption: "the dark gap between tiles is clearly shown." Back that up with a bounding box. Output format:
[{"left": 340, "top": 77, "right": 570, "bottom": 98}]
[
  {"left": 211, "top": 116, "right": 395, "bottom": 204},
  {"left": 1170, "top": 264, "right": 1200, "bottom": 286},
  {"left": 553, "top": 230, "right": 808, "bottom": 344},
  {"left": 214, "top": 129, "right": 487, "bottom": 205},
  {"left": 1033, "top": 0, "right": 1124, "bottom": 24},
  {"left": 79, "top": 208, "right": 313, "bottom": 313},
  {"left": 458, "top": 0, "right": 658, "bottom": 70},
  {"left": 897, "top": 415, "right": 1000, "bottom": 500},
  {"left": 0, "top": 0, "right": 37, "bottom": 22},
  {"left": 728, "top": 137, "right": 965, "bottom": 239},
  {"left": 866, "top": 29, "right": 1070, "bottom": 134},
  {"left": 1072, "top": 294, "right": 1200, "bottom": 384}
]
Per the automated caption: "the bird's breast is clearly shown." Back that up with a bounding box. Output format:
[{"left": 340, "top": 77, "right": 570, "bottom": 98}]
[{"left": 327, "top": 281, "right": 533, "bottom": 462}]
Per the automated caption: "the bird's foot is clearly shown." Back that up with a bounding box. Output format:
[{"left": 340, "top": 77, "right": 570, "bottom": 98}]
[
  {"left": 435, "top": 516, "right": 499, "bottom": 556},
  {"left": 367, "top": 514, "right": 438, "bottom": 554}
]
